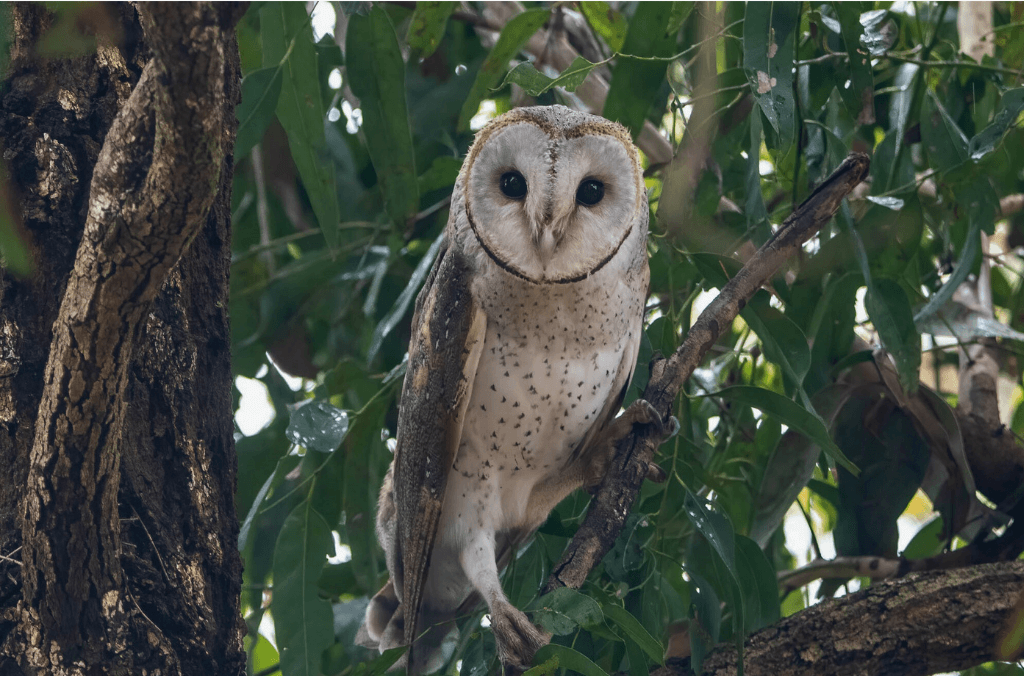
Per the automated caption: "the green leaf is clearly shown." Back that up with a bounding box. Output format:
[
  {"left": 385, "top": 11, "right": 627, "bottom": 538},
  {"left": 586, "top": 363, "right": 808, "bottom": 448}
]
[
  {"left": 346, "top": 6, "right": 420, "bottom": 228},
  {"left": 688, "top": 571, "right": 721, "bottom": 675},
  {"left": 531, "top": 588, "right": 603, "bottom": 636},
  {"left": 603, "top": 2, "right": 678, "bottom": 137},
  {"left": 579, "top": 2, "right": 627, "bottom": 52},
  {"left": 602, "top": 603, "right": 665, "bottom": 665},
  {"left": 274, "top": 498, "right": 335, "bottom": 676},
  {"left": 526, "top": 644, "right": 610, "bottom": 676},
  {"left": 238, "top": 468, "right": 276, "bottom": 553},
  {"left": 901, "top": 516, "right": 945, "bottom": 559},
  {"left": 746, "top": 111, "right": 770, "bottom": 243},
  {"left": 742, "top": 296, "right": 811, "bottom": 386},
  {"left": 865, "top": 279, "right": 920, "bottom": 394},
  {"left": 921, "top": 90, "right": 969, "bottom": 172},
  {"left": 712, "top": 386, "right": 859, "bottom": 474},
  {"left": 0, "top": 161, "right": 33, "bottom": 277},
  {"left": 236, "top": 66, "right": 284, "bottom": 159},
  {"left": 501, "top": 56, "right": 598, "bottom": 97},
  {"left": 604, "top": 511, "right": 651, "bottom": 580},
  {"left": 418, "top": 155, "right": 463, "bottom": 193},
  {"left": 285, "top": 399, "right": 350, "bottom": 454},
  {"left": 367, "top": 233, "right": 443, "bottom": 363},
  {"left": 743, "top": 2, "right": 798, "bottom": 150},
  {"left": 968, "top": 88, "right": 1024, "bottom": 160},
  {"left": 457, "top": 8, "right": 551, "bottom": 132},
  {"left": 406, "top": 1, "right": 456, "bottom": 58},
  {"left": 343, "top": 398, "right": 389, "bottom": 593},
  {"left": 833, "top": 2, "right": 875, "bottom": 124},
  {"left": 833, "top": 396, "right": 931, "bottom": 557},
  {"left": 734, "top": 535, "right": 780, "bottom": 632},
  {"left": 749, "top": 433, "right": 819, "bottom": 547},
  {"left": 684, "top": 491, "right": 737, "bottom": 577},
  {"left": 261, "top": 2, "right": 340, "bottom": 249},
  {"left": 667, "top": 2, "right": 694, "bottom": 35}
]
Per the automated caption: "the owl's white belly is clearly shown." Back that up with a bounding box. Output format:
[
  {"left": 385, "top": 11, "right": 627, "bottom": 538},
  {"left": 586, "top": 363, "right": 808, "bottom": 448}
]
[
  {"left": 448, "top": 322, "right": 623, "bottom": 530},
  {"left": 419, "top": 274, "right": 638, "bottom": 615}
]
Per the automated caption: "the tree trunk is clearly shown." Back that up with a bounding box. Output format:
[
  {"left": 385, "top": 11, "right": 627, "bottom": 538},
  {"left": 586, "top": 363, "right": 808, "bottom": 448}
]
[{"left": 0, "top": 3, "right": 246, "bottom": 674}]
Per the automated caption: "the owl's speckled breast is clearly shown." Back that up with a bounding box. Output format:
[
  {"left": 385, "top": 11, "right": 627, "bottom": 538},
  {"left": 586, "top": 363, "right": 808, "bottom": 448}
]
[{"left": 441, "top": 235, "right": 645, "bottom": 538}]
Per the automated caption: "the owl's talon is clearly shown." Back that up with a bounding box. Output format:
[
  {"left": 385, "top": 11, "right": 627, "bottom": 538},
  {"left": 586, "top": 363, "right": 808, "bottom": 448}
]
[
  {"left": 664, "top": 415, "right": 680, "bottom": 439},
  {"left": 646, "top": 461, "right": 667, "bottom": 483}
]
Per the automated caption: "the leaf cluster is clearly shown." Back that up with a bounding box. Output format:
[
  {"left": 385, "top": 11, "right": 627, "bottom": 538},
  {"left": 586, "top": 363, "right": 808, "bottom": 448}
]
[{"left": 217, "top": 3, "right": 1024, "bottom": 676}]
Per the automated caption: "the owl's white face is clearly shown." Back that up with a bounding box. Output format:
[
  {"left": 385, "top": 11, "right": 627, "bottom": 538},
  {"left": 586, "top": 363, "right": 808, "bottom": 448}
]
[{"left": 462, "top": 106, "right": 645, "bottom": 283}]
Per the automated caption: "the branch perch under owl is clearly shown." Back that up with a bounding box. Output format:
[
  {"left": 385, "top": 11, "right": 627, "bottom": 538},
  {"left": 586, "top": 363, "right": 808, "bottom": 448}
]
[{"left": 545, "top": 151, "right": 872, "bottom": 593}]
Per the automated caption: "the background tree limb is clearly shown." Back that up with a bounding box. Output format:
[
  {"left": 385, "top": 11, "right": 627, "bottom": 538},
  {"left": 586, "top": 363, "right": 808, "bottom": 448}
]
[{"left": 657, "top": 560, "right": 1024, "bottom": 676}]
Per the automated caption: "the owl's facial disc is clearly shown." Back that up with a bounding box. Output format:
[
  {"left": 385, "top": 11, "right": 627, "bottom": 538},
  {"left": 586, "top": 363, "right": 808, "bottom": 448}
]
[{"left": 465, "top": 119, "right": 642, "bottom": 284}]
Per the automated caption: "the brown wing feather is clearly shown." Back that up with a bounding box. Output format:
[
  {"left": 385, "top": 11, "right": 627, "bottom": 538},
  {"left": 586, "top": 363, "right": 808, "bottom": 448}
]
[{"left": 393, "top": 243, "right": 487, "bottom": 651}]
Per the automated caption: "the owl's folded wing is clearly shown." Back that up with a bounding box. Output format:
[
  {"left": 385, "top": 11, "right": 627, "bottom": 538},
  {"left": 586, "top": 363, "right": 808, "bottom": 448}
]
[{"left": 393, "top": 241, "right": 487, "bottom": 652}]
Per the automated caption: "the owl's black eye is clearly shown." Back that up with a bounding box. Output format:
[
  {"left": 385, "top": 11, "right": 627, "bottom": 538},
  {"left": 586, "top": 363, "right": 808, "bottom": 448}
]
[
  {"left": 576, "top": 179, "right": 604, "bottom": 206},
  {"left": 500, "top": 171, "right": 527, "bottom": 199}
]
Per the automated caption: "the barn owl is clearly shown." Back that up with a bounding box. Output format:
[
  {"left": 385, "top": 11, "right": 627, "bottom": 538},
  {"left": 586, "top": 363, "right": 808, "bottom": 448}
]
[{"left": 361, "top": 105, "right": 667, "bottom": 673}]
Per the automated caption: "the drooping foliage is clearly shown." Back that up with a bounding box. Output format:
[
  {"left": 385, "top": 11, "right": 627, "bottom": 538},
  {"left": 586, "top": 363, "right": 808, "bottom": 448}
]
[{"left": 194, "top": 3, "right": 1024, "bottom": 675}]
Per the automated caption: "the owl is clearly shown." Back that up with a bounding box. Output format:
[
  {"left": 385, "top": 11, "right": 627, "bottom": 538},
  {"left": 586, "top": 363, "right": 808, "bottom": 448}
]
[{"left": 360, "top": 105, "right": 666, "bottom": 673}]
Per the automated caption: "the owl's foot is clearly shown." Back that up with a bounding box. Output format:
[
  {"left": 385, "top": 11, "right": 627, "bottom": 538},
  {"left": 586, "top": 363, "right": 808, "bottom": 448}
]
[
  {"left": 490, "top": 600, "right": 551, "bottom": 673},
  {"left": 584, "top": 399, "right": 676, "bottom": 490}
]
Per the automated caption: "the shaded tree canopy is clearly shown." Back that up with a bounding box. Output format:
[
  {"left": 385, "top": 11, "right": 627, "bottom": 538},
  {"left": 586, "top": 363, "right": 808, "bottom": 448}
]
[{"left": 1, "top": 2, "right": 1024, "bottom": 676}]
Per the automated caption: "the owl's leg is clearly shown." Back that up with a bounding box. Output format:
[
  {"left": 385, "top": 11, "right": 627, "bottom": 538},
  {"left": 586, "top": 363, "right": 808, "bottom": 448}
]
[
  {"left": 459, "top": 531, "right": 550, "bottom": 671},
  {"left": 582, "top": 398, "right": 676, "bottom": 490}
]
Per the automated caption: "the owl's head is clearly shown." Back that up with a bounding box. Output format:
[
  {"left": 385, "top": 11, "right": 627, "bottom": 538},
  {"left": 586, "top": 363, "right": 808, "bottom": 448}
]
[{"left": 461, "top": 105, "right": 646, "bottom": 284}]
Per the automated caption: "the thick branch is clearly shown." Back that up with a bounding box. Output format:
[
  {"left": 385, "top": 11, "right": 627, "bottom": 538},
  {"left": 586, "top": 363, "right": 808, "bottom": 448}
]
[
  {"left": 657, "top": 560, "right": 1024, "bottom": 676},
  {"left": 20, "top": 3, "right": 240, "bottom": 670},
  {"left": 545, "top": 153, "right": 871, "bottom": 592}
]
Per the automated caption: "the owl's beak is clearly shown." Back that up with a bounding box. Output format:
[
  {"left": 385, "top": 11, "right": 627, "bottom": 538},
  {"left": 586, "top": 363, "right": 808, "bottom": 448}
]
[{"left": 536, "top": 229, "right": 559, "bottom": 270}]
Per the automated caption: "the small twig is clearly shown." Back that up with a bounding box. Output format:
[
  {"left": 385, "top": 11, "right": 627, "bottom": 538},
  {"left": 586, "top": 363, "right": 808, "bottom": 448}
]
[
  {"left": 0, "top": 546, "right": 22, "bottom": 568},
  {"left": 544, "top": 153, "right": 871, "bottom": 593},
  {"left": 779, "top": 556, "right": 902, "bottom": 595}
]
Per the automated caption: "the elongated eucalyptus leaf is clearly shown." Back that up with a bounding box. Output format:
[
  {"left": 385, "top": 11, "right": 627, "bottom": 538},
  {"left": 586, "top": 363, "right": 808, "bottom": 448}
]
[
  {"left": 367, "top": 233, "right": 443, "bottom": 363},
  {"left": 457, "top": 8, "right": 551, "bottom": 132},
  {"left": 580, "top": 2, "right": 627, "bottom": 51},
  {"left": 347, "top": 6, "right": 420, "bottom": 227},
  {"left": 501, "top": 55, "right": 597, "bottom": 97},
  {"left": 969, "top": 88, "right": 1024, "bottom": 160},
  {"left": 866, "top": 279, "right": 921, "bottom": 394},
  {"left": 274, "top": 498, "right": 334, "bottom": 676},
  {"left": 688, "top": 571, "right": 722, "bottom": 675},
  {"left": 406, "top": 1, "right": 456, "bottom": 58},
  {"left": 833, "top": 2, "right": 875, "bottom": 123},
  {"left": 261, "top": 2, "right": 340, "bottom": 248},
  {"left": 734, "top": 535, "right": 780, "bottom": 632},
  {"left": 236, "top": 66, "right": 284, "bottom": 159},
  {"left": 713, "top": 386, "right": 858, "bottom": 474},
  {"left": 602, "top": 603, "right": 665, "bottom": 664},
  {"left": 603, "top": 2, "right": 677, "bottom": 137},
  {"left": 526, "top": 644, "right": 610, "bottom": 676},
  {"left": 742, "top": 297, "right": 811, "bottom": 387},
  {"left": 531, "top": 588, "right": 603, "bottom": 635},
  {"left": 743, "top": 2, "right": 798, "bottom": 150}
]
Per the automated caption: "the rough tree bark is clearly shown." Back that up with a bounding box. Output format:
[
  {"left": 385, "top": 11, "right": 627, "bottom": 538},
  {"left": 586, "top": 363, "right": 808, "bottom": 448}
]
[
  {"left": 658, "top": 561, "right": 1024, "bottom": 676},
  {"left": 0, "top": 3, "right": 246, "bottom": 674}
]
